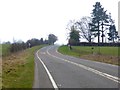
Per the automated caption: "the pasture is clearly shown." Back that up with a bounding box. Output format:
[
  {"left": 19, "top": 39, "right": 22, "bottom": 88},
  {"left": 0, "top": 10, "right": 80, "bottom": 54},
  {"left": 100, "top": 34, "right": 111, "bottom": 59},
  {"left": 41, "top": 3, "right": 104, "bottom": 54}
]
[{"left": 58, "top": 45, "right": 119, "bottom": 65}]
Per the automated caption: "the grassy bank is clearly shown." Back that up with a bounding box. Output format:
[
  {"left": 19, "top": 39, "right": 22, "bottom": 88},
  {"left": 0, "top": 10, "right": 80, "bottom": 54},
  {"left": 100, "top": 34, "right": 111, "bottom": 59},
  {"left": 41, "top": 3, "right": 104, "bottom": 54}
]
[
  {"left": 58, "top": 45, "right": 119, "bottom": 65},
  {"left": 1, "top": 44, "right": 11, "bottom": 57},
  {"left": 2, "top": 45, "right": 46, "bottom": 88}
]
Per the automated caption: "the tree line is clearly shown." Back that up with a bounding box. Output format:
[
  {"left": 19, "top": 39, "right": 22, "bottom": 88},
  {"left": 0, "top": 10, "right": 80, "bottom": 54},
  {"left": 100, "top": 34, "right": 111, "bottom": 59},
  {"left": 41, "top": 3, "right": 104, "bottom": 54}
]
[
  {"left": 67, "top": 2, "right": 119, "bottom": 46},
  {"left": 3, "top": 34, "right": 57, "bottom": 53}
]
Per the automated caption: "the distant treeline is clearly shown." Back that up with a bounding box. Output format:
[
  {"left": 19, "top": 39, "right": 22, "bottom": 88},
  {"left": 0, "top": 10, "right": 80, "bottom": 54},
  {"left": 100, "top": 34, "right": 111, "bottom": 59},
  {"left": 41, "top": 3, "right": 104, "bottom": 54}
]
[
  {"left": 3, "top": 38, "right": 49, "bottom": 54},
  {"left": 69, "top": 42, "right": 120, "bottom": 47},
  {"left": 2, "top": 34, "right": 58, "bottom": 56}
]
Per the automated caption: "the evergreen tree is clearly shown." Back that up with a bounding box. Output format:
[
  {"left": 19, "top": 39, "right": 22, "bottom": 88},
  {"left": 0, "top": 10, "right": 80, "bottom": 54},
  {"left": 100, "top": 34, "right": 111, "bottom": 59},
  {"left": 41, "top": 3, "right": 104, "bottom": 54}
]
[
  {"left": 108, "top": 25, "right": 119, "bottom": 42},
  {"left": 69, "top": 25, "right": 80, "bottom": 45},
  {"left": 91, "top": 2, "right": 109, "bottom": 43}
]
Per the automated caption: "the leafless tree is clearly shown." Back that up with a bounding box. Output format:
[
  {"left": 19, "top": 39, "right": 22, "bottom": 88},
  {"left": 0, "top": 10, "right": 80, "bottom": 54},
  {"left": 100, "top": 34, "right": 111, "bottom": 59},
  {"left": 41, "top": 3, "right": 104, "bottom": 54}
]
[{"left": 75, "top": 16, "right": 95, "bottom": 42}]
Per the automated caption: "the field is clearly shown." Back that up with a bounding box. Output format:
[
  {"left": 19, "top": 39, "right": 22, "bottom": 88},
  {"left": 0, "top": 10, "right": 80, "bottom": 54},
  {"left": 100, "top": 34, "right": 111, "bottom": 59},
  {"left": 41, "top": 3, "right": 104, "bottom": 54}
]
[
  {"left": 58, "top": 45, "right": 119, "bottom": 65},
  {"left": 1, "top": 44, "right": 11, "bottom": 57},
  {"left": 2, "top": 45, "right": 46, "bottom": 88}
]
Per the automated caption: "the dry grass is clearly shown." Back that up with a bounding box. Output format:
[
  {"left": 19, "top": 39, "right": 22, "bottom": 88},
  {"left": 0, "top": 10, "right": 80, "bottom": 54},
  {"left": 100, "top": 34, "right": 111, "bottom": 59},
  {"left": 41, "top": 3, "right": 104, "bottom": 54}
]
[
  {"left": 3, "top": 51, "right": 26, "bottom": 73},
  {"left": 2, "top": 45, "right": 46, "bottom": 88},
  {"left": 2, "top": 50, "right": 28, "bottom": 88},
  {"left": 80, "top": 54, "right": 119, "bottom": 65}
]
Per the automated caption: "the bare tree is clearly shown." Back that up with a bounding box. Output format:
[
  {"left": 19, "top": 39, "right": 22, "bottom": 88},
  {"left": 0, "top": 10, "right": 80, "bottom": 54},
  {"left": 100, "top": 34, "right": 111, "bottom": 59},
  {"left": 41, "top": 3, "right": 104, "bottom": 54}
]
[
  {"left": 75, "top": 16, "right": 95, "bottom": 42},
  {"left": 66, "top": 20, "right": 77, "bottom": 41},
  {"left": 66, "top": 20, "right": 76, "bottom": 30}
]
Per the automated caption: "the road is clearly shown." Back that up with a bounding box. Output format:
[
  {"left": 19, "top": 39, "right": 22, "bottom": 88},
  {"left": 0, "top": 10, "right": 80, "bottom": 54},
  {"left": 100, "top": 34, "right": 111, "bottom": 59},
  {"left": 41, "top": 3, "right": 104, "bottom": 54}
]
[{"left": 33, "top": 45, "right": 119, "bottom": 89}]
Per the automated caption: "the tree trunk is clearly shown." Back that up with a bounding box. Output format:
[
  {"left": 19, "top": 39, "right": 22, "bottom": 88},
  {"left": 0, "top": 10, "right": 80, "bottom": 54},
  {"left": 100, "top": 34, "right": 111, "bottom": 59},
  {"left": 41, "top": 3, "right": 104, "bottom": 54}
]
[
  {"left": 89, "top": 36, "right": 91, "bottom": 43},
  {"left": 101, "top": 22, "right": 104, "bottom": 43},
  {"left": 113, "top": 38, "right": 115, "bottom": 43},
  {"left": 98, "top": 21, "right": 100, "bottom": 45}
]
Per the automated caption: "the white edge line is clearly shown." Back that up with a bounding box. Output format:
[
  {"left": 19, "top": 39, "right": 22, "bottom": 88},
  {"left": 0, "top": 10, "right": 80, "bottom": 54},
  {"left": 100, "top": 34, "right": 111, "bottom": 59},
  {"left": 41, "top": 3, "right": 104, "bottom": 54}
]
[
  {"left": 48, "top": 46, "right": 120, "bottom": 84},
  {"left": 56, "top": 47, "right": 120, "bottom": 80},
  {"left": 33, "top": 62, "right": 39, "bottom": 88},
  {"left": 36, "top": 49, "right": 58, "bottom": 89}
]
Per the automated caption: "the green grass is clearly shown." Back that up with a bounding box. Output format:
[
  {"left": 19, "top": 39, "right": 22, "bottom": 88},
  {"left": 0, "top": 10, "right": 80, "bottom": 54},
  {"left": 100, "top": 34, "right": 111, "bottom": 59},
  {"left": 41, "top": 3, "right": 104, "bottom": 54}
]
[
  {"left": 73, "top": 46, "right": 119, "bottom": 56},
  {"left": 58, "top": 45, "right": 119, "bottom": 65},
  {"left": 58, "top": 45, "right": 80, "bottom": 57},
  {"left": 2, "top": 44, "right": 11, "bottom": 57},
  {"left": 58, "top": 45, "right": 119, "bottom": 57},
  {"left": 2, "top": 45, "right": 47, "bottom": 88}
]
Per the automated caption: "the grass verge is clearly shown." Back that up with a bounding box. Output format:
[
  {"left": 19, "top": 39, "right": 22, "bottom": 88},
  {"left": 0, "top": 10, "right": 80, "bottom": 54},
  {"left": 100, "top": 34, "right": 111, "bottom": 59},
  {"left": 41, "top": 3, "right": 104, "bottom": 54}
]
[
  {"left": 2, "top": 45, "right": 46, "bottom": 88},
  {"left": 58, "top": 45, "right": 119, "bottom": 66},
  {"left": 2, "top": 44, "right": 11, "bottom": 57}
]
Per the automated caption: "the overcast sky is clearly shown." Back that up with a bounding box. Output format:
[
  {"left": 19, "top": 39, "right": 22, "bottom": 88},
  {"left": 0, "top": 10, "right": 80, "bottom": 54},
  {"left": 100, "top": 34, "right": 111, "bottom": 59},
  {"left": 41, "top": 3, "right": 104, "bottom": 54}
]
[{"left": 0, "top": 0, "right": 119, "bottom": 44}]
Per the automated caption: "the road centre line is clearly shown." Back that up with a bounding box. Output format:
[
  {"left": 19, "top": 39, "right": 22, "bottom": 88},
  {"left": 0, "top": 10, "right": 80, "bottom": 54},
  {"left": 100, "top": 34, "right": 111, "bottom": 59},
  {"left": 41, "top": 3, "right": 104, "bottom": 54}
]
[
  {"left": 36, "top": 49, "right": 58, "bottom": 89},
  {"left": 47, "top": 46, "right": 120, "bottom": 84}
]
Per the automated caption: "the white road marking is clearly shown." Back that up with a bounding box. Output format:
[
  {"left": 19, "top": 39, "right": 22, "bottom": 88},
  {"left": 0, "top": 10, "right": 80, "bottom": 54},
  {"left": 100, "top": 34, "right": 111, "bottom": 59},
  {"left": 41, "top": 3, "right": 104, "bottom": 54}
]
[
  {"left": 36, "top": 49, "right": 58, "bottom": 90},
  {"left": 33, "top": 62, "right": 39, "bottom": 88},
  {"left": 47, "top": 46, "right": 120, "bottom": 84},
  {"left": 40, "top": 52, "right": 46, "bottom": 54}
]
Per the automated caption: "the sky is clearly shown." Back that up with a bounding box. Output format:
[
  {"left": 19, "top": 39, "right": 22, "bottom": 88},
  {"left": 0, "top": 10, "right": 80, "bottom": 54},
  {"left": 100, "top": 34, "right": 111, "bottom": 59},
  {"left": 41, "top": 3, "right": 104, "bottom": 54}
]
[{"left": 0, "top": 0, "right": 119, "bottom": 44}]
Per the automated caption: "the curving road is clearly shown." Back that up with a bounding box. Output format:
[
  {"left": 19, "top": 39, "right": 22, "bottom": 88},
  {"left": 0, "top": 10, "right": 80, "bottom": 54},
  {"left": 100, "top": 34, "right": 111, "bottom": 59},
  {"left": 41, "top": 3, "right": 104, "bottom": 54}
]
[{"left": 33, "top": 45, "right": 119, "bottom": 89}]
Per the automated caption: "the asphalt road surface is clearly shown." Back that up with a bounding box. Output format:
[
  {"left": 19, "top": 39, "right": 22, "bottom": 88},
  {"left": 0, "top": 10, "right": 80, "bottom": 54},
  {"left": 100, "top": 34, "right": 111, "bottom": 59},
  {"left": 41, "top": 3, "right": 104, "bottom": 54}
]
[{"left": 33, "top": 45, "right": 119, "bottom": 89}]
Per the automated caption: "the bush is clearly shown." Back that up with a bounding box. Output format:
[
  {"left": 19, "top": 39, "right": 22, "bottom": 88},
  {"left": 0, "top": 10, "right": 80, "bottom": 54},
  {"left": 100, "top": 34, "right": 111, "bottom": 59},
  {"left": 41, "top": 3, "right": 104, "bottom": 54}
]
[{"left": 10, "top": 42, "right": 27, "bottom": 53}]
